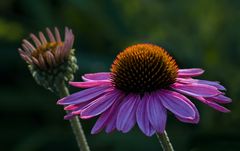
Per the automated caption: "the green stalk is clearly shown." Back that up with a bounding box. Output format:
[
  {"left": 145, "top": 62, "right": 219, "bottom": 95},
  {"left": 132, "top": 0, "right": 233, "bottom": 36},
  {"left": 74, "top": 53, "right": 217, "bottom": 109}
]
[
  {"left": 156, "top": 131, "right": 174, "bottom": 151},
  {"left": 58, "top": 82, "right": 90, "bottom": 151}
]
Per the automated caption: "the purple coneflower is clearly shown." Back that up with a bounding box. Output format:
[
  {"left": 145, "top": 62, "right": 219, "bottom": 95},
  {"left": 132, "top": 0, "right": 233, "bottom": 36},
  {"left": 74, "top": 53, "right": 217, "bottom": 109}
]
[
  {"left": 18, "top": 27, "right": 78, "bottom": 92},
  {"left": 58, "top": 44, "right": 231, "bottom": 136}
]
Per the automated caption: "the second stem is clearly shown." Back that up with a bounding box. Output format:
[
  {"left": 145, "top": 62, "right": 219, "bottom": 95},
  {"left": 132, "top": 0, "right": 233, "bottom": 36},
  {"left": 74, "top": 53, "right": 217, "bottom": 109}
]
[
  {"left": 58, "top": 82, "right": 90, "bottom": 151},
  {"left": 156, "top": 131, "right": 174, "bottom": 151}
]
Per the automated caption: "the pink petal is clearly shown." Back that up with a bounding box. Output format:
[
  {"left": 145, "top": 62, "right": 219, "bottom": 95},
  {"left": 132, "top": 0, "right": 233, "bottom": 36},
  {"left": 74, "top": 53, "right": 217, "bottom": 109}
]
[
  {"left": 206, "top": 95, "right": 232, "bottom": 104},
  {"left": 177, "top": 78, "right": 226, "bottom": 91},
  {"left": 147, "top": 93, "right": 167, "bottom": 133},
  {"left": 81, "top": 90, "right": 120, "bottom": 119},
  {"left": 57, "top": 85, "right": 111, "bottom": 105},
  {"left": 176, "top": 78, "right": 195, "bottom": 84},
  {"left": 206, "top": 101, "right": 230, "bottom": 113},
  {"left": 82, "top": 72, "right": 111, "bottom": 81},
  {"left": 105, "top": 100, "right": 122, "bottom": 133},
  {"left": 64, "top": 112, "right": 75, "bottom": 120},
  {"left": 171, "top": 83, "right": 221, "bottom": 97},
  {"left": 64, "top": 104, "right": 79, "bottom": 111},
  {"left": 176, "top": 109, "right": 200, "bottom": 124},
  {"left": 178, "top": 68, "right": 204, "bottom": 77},
  {"left": 69, "top": 102, "right": 92, "bottom": 115},
  {"left": 195, "top": 97, "right": 230, "bottom": 113},
  {"left": 174, "top": 96, "right": 200, "bottom": 124},
  {"left": 91, "top": 108, "right": 111, "bottom": 134},
  {"left": 116, "top": 94, "right": 139, "bottom": 133},
  {"left": 105, "top": 116, "right": 117, "bottom": 133},
  {"left": 195, "top": 80, "right": 226, "bottom": 91},
  {"left": 64, "top": 101, "right": 90, "bottom": 111},
  {"left": 69, "top": 80, "right": 111, "bottom": 88},
  {"left": 136, "top": 94, "right": 156, "bottom": 136},
  {"left": 159, "top": 90, "right": 196, "bottom": 119},
  {"left": 91, "top": 93, "right": 124, "bottom": 134}
]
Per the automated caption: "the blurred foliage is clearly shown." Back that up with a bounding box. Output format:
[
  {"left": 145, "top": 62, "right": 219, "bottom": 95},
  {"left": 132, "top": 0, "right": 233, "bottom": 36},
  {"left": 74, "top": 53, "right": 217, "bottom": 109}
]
[{"left": 0, "top": 0, "right": 240, "bottom": 150}]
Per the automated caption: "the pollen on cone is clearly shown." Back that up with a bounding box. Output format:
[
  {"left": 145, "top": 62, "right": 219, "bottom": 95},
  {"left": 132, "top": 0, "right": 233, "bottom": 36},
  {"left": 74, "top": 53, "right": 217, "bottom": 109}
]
[{"left": 111, "top": 43, "right": 178, "bottom": 94}]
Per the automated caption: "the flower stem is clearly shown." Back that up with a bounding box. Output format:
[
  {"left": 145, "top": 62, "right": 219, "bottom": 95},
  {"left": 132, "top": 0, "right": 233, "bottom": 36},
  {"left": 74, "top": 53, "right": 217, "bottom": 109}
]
[
  {"left": 58, "top": 81, "right": 90, "bottom": 151},
  {"left": 156, "top": 131, "right": 174, "bottom": 151}
]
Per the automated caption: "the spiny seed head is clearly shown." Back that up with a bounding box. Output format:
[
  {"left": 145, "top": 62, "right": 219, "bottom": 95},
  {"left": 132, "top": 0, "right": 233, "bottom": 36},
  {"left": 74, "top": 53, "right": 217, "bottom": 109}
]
[{"left": 111, "top": 43, "right": 178, "bottom": 94}]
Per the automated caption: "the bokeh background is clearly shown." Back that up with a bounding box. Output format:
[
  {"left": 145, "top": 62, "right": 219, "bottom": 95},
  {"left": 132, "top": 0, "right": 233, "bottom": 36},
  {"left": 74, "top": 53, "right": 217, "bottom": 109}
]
[{"left": 1, "top": 0, "right": 240, "bottom": 150}]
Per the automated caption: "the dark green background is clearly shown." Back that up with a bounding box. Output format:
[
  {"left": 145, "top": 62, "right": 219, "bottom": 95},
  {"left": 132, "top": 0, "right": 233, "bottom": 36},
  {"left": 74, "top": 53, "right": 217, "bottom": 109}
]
[{"left": 1, "top": 0, "right": 239, "bottom": 150}]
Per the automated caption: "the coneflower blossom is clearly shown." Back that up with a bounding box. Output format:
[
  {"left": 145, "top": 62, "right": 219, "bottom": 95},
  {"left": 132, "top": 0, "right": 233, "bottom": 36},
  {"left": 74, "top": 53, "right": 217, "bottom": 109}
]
[
  {"left": 18, "top": 27, "right": 78, "bottom": 92},
  {"left": 58, "top": 44, "right": 231, "bottom": 136}
]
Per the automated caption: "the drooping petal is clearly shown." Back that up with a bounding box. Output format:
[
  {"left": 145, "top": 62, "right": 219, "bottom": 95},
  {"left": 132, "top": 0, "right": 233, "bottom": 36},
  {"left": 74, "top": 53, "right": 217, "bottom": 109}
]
[
  {"left": 64, "top": 101, "right": 91, "bottom": 111},
  {"left": 81, "top": 90, "right": 120, "bottom": 119},
  {"left": 63, "top": 99, "right": 91, "bottom": 119},
  {"left": 195, "top": 96, "right": 230, "bottom": 113},
  {"left": 205, "top": 101, "right": 230, "bottom": 113},
  {"left": 159, "top": 89, "right": 196, "bottom": 119},
  {"left": 64, "top": 112, "right": 75, "bottom": 120},
  {"left": 63, "top": 102, "right": 93, "bottom": 119},
  {"left": 105, "top": 113, "right": 117, "bottom": 133},
  {"left": 82, "top": 72, "right": 111, "bottom": 81},
  {"left": 136, "top": 94, "right": 156, "bottom": 136},
  {"left": 176, "top": 108, "right": 200, "bottom": 124},
  {"left": 171, "top": 83, "right": 221, "bottom": 97},
  {"left": 104, "top": 98, "right": 124, "bottom": 133},
  {"left": 176, "top": 78, "right": 194, "bottom": 84},
  {"left": 206, "top": 95, "right": 232, "bottom": 104},
  {"left": 69, "top": 80, "right": 111, "bottom": 88},
  {"left": 57, "top": 85, "right": 111, "bottom": 105},
  {"left": 147, "top": 93, "right": 167, "bottom": 134},
  {"left": 195, "top": 80, "right": 226, "bottom": 91},
  {"left": 116, "top": 94, "right": 139, "bottom": 133},
  {"left": 64, "top": 104, "right": 79, "bottom": 111},
  {"left": 178, "top": 68, "right": 204, "bottom": 77},
  {"left": 176, "top": 78, "right": 226, "bottom": 91},
  {"left": 174, "top": 95, "right": 200, "bottom": 124},
  {"left": 91, "top": 96, "right": 123, "bottom": 134},
  {"left": 91, "top": 108, "right": 112, "bottom": 134}
]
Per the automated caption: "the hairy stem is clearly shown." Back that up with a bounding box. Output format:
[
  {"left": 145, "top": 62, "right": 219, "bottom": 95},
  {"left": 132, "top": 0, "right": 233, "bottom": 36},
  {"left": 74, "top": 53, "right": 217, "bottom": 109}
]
[
  {"left": 58, "top": 82, "right": 90, "bottom": 151},
  {"left": 156, "top": 131, "right": 174, "bottom": 151}
]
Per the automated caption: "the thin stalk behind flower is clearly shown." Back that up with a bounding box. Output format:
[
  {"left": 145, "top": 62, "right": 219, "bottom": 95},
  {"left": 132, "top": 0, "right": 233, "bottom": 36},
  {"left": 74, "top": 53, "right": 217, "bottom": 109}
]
[
  {"left": 58, "top": 81, "right": 90, "bottom": 151},
  {"left": 157, "top": 131, "right": 174, "bottom": 151}
]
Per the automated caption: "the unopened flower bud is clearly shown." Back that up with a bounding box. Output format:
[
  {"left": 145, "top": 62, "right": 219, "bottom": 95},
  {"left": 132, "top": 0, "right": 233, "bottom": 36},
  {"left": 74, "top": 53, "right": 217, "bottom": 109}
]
[{"left": 18, "top": 27, "right": 78, "bottom": 93}]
